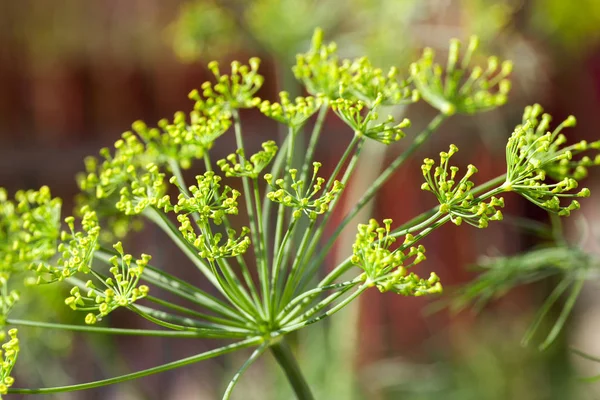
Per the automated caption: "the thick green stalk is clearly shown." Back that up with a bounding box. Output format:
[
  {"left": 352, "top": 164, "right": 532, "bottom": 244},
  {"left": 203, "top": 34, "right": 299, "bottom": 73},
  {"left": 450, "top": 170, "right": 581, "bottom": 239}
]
[
  {"left": 270, "top": 339, "right": 315, "bottom": 400},
  {"left": 9, "top": 338, "right": 262, "bottom": 394}
]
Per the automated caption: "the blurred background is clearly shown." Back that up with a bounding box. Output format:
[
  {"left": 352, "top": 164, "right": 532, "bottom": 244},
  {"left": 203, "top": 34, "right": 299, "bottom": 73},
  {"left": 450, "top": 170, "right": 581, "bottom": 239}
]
[{"left": 2, "top": 0, "right": 600, "bottom": 399}]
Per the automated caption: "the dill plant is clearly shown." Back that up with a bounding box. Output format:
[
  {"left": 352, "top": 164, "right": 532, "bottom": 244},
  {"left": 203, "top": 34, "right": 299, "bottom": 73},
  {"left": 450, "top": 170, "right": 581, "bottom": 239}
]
[{"left": 0, "top": 29, "right": 599, "bottom": 399}]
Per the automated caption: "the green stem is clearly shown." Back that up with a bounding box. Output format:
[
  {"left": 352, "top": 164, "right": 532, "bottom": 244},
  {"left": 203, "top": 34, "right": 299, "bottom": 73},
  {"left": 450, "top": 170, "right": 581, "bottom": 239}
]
[
  {"left": 273, "top": 126, "right": 299, "bottom": 263},
  {"left": 144, "top": 295, "right": 248, "bottom": 330},
  {"left": 9, "top": 338, "right": 262, "bottom": 394},
  {"left": 539, "top": 277, "right": 584, "bottom": 350},
  {"left": 142, "top": 207, "right": 221, "bottom": 291},
  {"left": 278, "top": 219, "right": 317, "bottom": 310},
  {"left": 6, "top": 319, "right": 227, "bottom": 338},
  {"left": 133, "top": 305, "right": 254, "bottom": 336},
  {"left": 222, "top": 342, "right": 269, "bottom": 400},
  {"left": 205, "top": 152, "right": 265, "bottom": 316},
  {"left": 313, "top": 113, "right": 447, "bottom": 268},
  {"left": 262, "top": 134, "right": 291, "bottom": 237},
  {"left": 299, "top": 105, "right": 329, "bottom": 184},
  {"left": 279, "top": 285, "right": 368, "bottom": 333},
  {"left": 271, "top": 219, "right": 298, "bottom": 317},
  {"left": 232, "top": 109, "right": 270, "bottom": 316},
  {"left": 278, "top": 279, "right": 360, "bottom": 327},
  {"left": 270, "top": 339, "right": 315, "bottom": 400},
  {"left": 276, "top": 278, "right": 362, "bottom": 323},
  {"left": 95, "top": 248, "right": 242, "bottom": 322}
]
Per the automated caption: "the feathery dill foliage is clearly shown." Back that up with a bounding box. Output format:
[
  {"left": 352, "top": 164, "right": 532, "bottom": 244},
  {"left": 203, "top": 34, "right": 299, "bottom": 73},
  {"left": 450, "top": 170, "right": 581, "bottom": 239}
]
[{"left": 0, "top": 28, "right": 598, "bottom": 399}]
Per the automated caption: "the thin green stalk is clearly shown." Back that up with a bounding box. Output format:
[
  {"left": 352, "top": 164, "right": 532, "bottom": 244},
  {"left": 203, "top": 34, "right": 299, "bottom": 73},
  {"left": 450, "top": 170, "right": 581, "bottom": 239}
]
[
  {"left": 204, "top": 258, "right": 263, "bottom": 323},
  {"left": 270, "top": 339, "right": 315, "bottom": 400},
  {"left": 6, "top": 319, "right": 232, "bottom": 339},
  {"left": 9, "top": 338, "right": 262, "bottom": 394},
  {"left": 279, "top": 285, "right": 368, "bottom": 333},
  {"left": 539, "top": 277, "right": 584, "bottom": 350},
  {"left": 270, "top": 219, "right": 298, "bottom": 318},
  {"left": 290, "top": 211, "right": 452, "bottom": 325},
  {"left": 129, "top": 305, "right": 210, "bottom": 332},
  {"left": 253, "top": 178, "right": 271, "bottom": 313},
  {"left": 144, "top": 295, "right": 249, "bottom": 330},
  {"left": 314, "top": 114, "right": 447, "bottom": 268},
  {"left": 390, "top": 211, "right": 444, "bottom": 239},
  {"left": 273, "top": 126, "right": 299, "bottom": 262},
  {"left": 133, "top": 305, "right": 255, "bottom": 336},
  {"left": 325, "top": 134, "right": 362, "bottom": 192},
  {"left": 292, "top": 136, "right": 365, "bottom": 295},
  {"left": 168, "top": 159, "right": 192, "bottom": 197},
  {"left": 146, "top": 207, "right": 259, "bottom": 322},
  {"left": 521, "top": 278, "right": 572, "bottom": 347},
  {"left": 205, "top": 152, "right": 265, "bottom": 316},
  {"left": 232, "top": 109, "right": 270, "bottom": 315},
  {"left": 262, "top": 134, "right": 291, "bottom": 236},
  {"left": 277, "top": 278, "right": 362, "bottom": 326},
  {"left": 223, "top": 342, "right": 269, "bottom": 400},
  {"left": 571, "top": 347, "right": 600, "bottom": 363},
  {"left": 95, "top": 248, "right": 242, "bottom": 322},
  {"left": 168, "top": 158, "right": 206, "bottom": 230},
  {"left": 143, "top": 207, "right": 221, "bottom": 290},
  {"left": 299, "top": 105, "right": 329, "bottom": 184},
  {"left": 278, "top": 219, "right": 317, "bottom": 311}
]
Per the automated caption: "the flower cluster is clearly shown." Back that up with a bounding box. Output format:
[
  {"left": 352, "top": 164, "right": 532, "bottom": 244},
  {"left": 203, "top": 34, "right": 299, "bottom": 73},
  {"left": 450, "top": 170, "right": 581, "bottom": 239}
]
[
  {"left": 504, "top": 104, "right": 594, "bottom": 216},
  {"left": 421, "top": 145, "right": 504, "bottom": 228},
  {"left": 165, "top": 172, "right": 240, "bottom": 225},
  {"left": 410, "top": 36, "right": 512, "bottom": 115},
  {"left": 79, "top": 133, "right": 148, "bottom": 200},
  {"left": 77, "top": 87, "right": 236, "bottom": 236},
  {"left": 32, "top": 207, "right": 100, "bottom": 284},
  {"left": 331, "top": 96, "right": 411, "bottom": 144},
  {"left": 264, "top": 163, "right": 344, "bottom": 220},
  {"left": 0, "top": 186, "right": 61, "bottom": 275},
  {"left": 351, "top": 219, "right": 441, "bottom": 295},
  {"left": 293, "top": 28, "right": 343, "bottom": 99},
  {"left": 190, "top": 59, "right": 263, "bottom": 112},
  {"left": 0, "top": 329, "right": 19, "bottom": 398},
  {"left": 339, "top": 57, "right": 418, "bottom": 107},
  {"left": 259, "top": 92, "right": 323, "bottom": 128},
  {"left": 131, "top": 110, "right": 231, "bottom": 170},
  {"left": 115, "top": 163, "right": 166, "bottom": 216},
  {"left": 179, "top": 217, "right": 251, "bottom": 261},
  {"left": 293, "top": 29, "right": 417, "bottom": 106},
  {"left": 217, "top": 141, "right": 278, "bottom": 179},
  {"left": 65, "top": 242, "right": 150, "bottom": 325}
]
